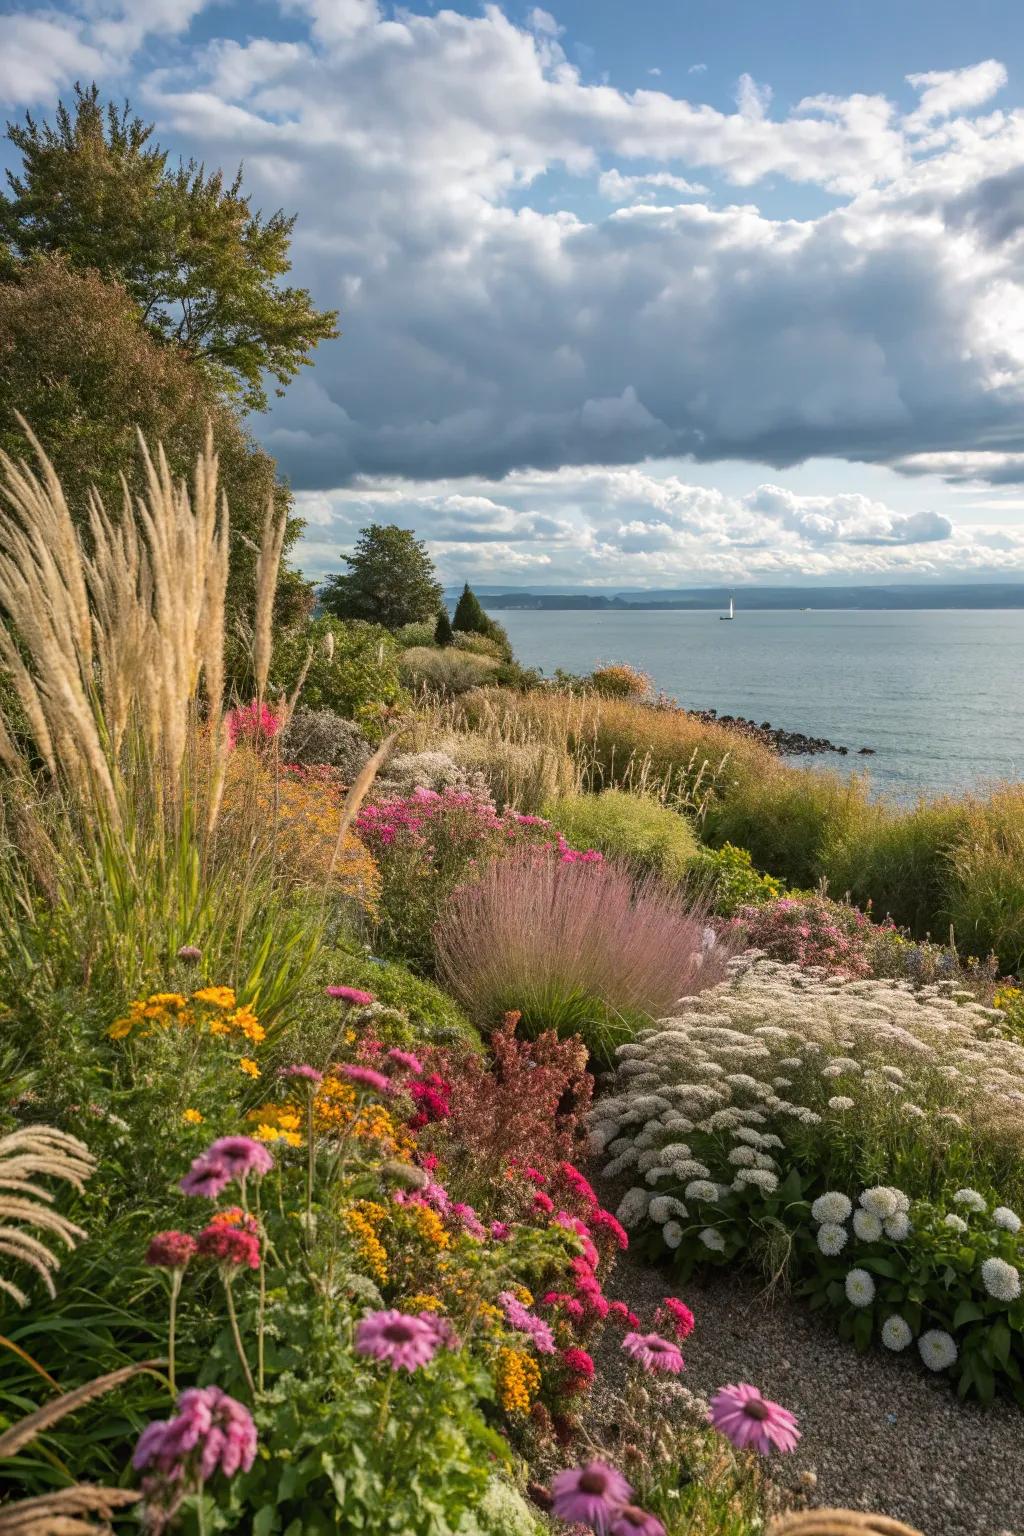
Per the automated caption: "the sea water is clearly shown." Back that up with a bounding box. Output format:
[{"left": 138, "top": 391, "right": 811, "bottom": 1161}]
[{"left": 489, "top": 607, "right": 1024, "bottom": 801}]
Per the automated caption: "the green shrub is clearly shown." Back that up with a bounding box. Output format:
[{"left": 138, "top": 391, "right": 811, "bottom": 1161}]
[
  {"left": 452, "top": 631, "right": 505, "bottom": 659},
  {"left": 542, "top": 789, "right": 698, "bottom": 884},
  {"left": 823, "top": 798, "right": 969, "bottom": 934},
  {"left": 706, "top": 764, "right": 870, "bottom": 890},
  {"left": 686, "top": 842, "right": 784, "bottom": 915},
  {"left": 395, "top": 619, "right": 438, "bottom": 648},
  {"left": 400, "top": 646, "right": 499, "bottom": 696},
  {"left": 588, "top": 662, "right": 651, "bottom": 698},
  {"left": 271, "top": 616, "right": 405, "bottom": 723},
  {"left": 944, "top": 787, "right": 1024, "bottom": 973},
  {"left": 279, "top": 708, "right": 372, "bottom": 776},
  {"left": 300, "top": 940, "right": 481, "bottom": 1050}
]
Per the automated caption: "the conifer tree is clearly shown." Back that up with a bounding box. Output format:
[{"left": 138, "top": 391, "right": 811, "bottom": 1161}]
[
  {"left": 452, "top": 583, "right": 490, "bottom": 635},
  {"left": 434, "top": 607, "right": 454, "bottom": 646}
]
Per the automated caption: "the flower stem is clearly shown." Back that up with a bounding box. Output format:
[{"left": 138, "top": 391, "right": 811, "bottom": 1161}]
[
  {"left": 168, "top": 1270, "right": 182, "bottom": 1396},
  {"left": 223, "top": 1275, "right": 256, "bottom": 1401},
  {"left": 254, "top": 1184, "right": 266, "bottom": 1395},
  {"left": 305, "top": 1095, "right": 315, "bottom": 1234}
]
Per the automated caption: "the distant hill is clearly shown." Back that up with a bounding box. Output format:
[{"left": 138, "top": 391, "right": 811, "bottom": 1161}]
[{"left": 461, "top": 583, "right": 1024, "bottom": 611}]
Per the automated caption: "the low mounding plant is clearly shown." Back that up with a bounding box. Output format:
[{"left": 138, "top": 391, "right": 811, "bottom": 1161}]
[
  {"left": 279, "top": 708, "right": 372, "bottom": 778},
  {"left": 435, "top": 856, "right": 732, "bottom": 1062},
  {"left": 400, "top": 646, "right": 498, "bottom": 696},
  {"left": 588, "top": 662, "right": 651, "bottom": 699},
  {"left": 729, "top": 893, "right": 880, "bottom": 978},
  {"left": 686, "top": 842, "right": 784, "bottom": 916},
  {"left": 595, "top": 956, "right": 1024, "bottom": 1399},
  {"left": 542, "top": 789, "right": 698, "bottom": 885}
]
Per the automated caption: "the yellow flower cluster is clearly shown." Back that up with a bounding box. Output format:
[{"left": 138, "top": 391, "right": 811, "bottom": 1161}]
[
  {"left": 344, "top": 1205, "right": 389, "bottom": 1283},
  {"left": 109, "top": 986, "right": 265, "bottom": 1045},
  {"left": 495, "top": 1348, "right": 541, "bottom": 1416},
  {"left": 995, "top": 986, "right": 1022, "bottom": 1012},
  {"left": 406, "top": 1204, "right": 450, "bottom": 1249},
  {"left": 477, "top": 1300, "right": 504, "bottom": 1327},
  {"left": 221, "top": 755, "right": 382, "bottom": 916},
  {"left": 403, "top": 1293, "right": 444, "bottom": 1313},
  {"left": 248, "top": 1104, "right": 303, "bottom": 1147}
]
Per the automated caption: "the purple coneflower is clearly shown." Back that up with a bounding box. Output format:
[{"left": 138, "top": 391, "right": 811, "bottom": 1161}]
[
  {"left": 340, "top": 1064, "right": 392, "bottom": 1095},
  {"left": 708, "top": 1383, "right": 800, "bottom": 1455},
  {"left": 609, "top": 1506, "right": 666, "bottom": 1536},
  {"left": 278, "top": 1064, "right": 324, "bottom": 1084},
  {"left": 179, "top": 1155, "right": 232, "bottom": 1199},
  {"left": 354, "top": 1309, "right": 440, "bottom": 1372},
  {"left": 325, "top": 985, "right": 375, "bottom": 1006},
  {"left": 549, "top": 1461, "right": 632, "bottom": 1530},
  {"left": 206, "top": 1136, "right": 275, "bottom": 1179},
  {"left": 621, "top": 1331, "right": 685, "bottom": 1375}
]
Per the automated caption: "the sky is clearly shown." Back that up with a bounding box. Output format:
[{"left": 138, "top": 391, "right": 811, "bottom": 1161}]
[{"left": 5, "top": 1, "right": 1024, "bottom": 588}]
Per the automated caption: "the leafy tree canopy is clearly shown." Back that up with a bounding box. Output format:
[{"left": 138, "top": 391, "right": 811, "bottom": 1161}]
[
  {"left": 0, "top": 255, "right": 312, "bottom": 632},
  {"left": 321, "top": 524, "right": 443, "bottom": 631},
  {"left": 0, "top": 85, "right": 338, "bottom": 411}
]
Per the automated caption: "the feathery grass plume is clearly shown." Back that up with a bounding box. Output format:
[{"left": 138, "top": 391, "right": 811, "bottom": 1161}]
[
  {"left": 0, "top": 1484, "right": 141, "bottom": 1533},
  {"left": 0, "top": 1126, "right": 95, "bottom": 1307},
  {"left": 253, "top": 496, "right": 288, "bottom": 703}
]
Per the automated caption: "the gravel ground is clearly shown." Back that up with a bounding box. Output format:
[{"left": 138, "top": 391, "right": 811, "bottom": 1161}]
[{"left": 595, "top": 1250, "right": 1024, "bottom": 1536}]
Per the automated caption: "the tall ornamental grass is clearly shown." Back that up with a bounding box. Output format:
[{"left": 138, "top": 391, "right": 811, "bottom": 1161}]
[
  {"left": 434, "top": 855, "right": 733, "bottom": 1062},
  {"left": 0, "top": 425, "right": 327, "bottom": 1051}
]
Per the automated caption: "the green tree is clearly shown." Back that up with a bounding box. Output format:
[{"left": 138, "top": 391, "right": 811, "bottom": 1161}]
[
  {"left": 0, "top": 256, "right": 312, "bottom": 630},
  {"left": 452, "top": 583, "right": 490, "bottom": 635},
  {"left": 321, "top": 524, "right": 443, "bottom": 631},
  {"left": 434, "top": 607, "right": 454, "bottom": 647},
  {"left": 1, "top": 85, "right": 338, "bottom": 411}
]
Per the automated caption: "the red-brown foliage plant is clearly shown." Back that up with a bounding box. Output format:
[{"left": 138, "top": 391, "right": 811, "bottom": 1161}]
[
  {"left": 426, "top": 1013, "right": 593, "bottom": 1207},
  {"left": 433, "top": 854, "right": 735, "bottom": 1060}
]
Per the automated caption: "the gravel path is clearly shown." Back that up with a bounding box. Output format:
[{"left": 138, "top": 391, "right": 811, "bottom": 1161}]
[{"left": 596, "top": 1250, "right": 1024, "bottom": 1536}]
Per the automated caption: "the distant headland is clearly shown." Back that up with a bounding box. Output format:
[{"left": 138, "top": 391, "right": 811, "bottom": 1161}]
[{"left": 460, "top": 582, "right": 1024, "bottom": 612}]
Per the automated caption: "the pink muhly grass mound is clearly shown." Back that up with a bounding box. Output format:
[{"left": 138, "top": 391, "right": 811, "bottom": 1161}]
[{"left": 434, "top": 854, "right": 734, "bottom": 1055}]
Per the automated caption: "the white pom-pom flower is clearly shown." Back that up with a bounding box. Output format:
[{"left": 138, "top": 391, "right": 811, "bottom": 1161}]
[
  {"left": 817, "top": 1223, "right": 848, "bottom": 1256},
  {"left": 859, "top": 1187, "right": 905, "bottom": 1220},
  {"left": 943, "top": 1213, "right": 968, "bottom": 1234},
  {"left": 993, "top": 1206, "right": 1022, "bottom": 1233},
  {"left": 981, "top": 1257, "right": 1022, "bottom": 1302},
  {"left": 828, "top": 1096, "right": 855, "bottom": 1111},
  {"left": 844, "top": 1268, "right": 876, "bottom": 1307},
  {"left": 649, "top": 1196, "right": 688, "bottom": 1224},
  {"left": 918, "top": 1329, "right": 958, "bottom": 1371},
  {"left": 811, "top": 1192, "right": 852, "bottom": 1224},
  {"left": 616, "top": 1187, "right": 650, "bottom": 1229},
  {"left": 881, "top": 1315, "right": 913, "bottom": 1352},
  {"left": 853, "top": 1209, "right": 883, "bottom": 1242},
  {"left": 883, "top": 1212, "right": 912, "bottom": 1241},
  {"left": 684, "top": 1180, "right": 722, "bottom": 1202},
  {"left": 698, "top": 1228, "right": 726, "bottom": 1252},
  {"left": 662, "top": 1220, "right": 685, "bottom": 1249},
  {"left": 952, "top": 1188, "right": 986, "bottom": 1213}
]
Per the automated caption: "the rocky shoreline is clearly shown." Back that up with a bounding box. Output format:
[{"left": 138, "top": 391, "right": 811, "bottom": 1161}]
[{"left": 691, "top": 707, "right": 874, "bottom": 758}]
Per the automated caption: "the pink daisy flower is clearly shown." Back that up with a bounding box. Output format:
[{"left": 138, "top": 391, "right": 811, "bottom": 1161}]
[
  {"left": 278, "top": 1064, "right": 323, "bottom": 1084},
  {"left": 206, "top": 1137, "right": 274, "bottom": 1179},
  {"left": 708, "top": 1383, "right": 801, "bottom": 1455},
  {"left": 550, "top": 1461, "right": 632, "bottom": 1530},
  {"left": 621, "top": 1332, "right": 685, "bottom": 1375},
  {"left": 354, "top": 1309, "right": 440, "bottom": 1372}
]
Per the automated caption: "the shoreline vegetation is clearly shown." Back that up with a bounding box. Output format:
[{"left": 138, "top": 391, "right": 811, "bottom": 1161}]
[
  {"left": 1, "top": 83, "right": 1023, "bottom": 1536},
  {"left": 471, "top": 583, "right": 1024, "bottom": 612}
]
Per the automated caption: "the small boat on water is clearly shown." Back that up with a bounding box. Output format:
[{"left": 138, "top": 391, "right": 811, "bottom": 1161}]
[{"left": 720, "top": 595, "right": 735, "bottom": 621}]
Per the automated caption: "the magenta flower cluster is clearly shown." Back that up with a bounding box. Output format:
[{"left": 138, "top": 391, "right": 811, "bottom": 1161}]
[
  {"left": 134, "top": 1385, "right": 257, "bottom": 1483},
  {"left": 225, "top": 700, "right": 282, "bottom": 749},
  {"left": 498, "top": 1291, "right": 557, "bottom": 1354},
  {"left": 550, "top": 1461, "right": 665, "bottom": 1536},
  {"left": 729, "top": 894, "right": 880, "bottom": 979},
  {"left": 355, "top": 784, "right": 602, "bottom": 864},
  {"left": 325, "top": 985, "right": 376, "bottom": 1006}
]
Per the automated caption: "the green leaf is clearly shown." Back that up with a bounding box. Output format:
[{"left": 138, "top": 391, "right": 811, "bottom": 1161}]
[
  {"left": 990, "top": 1321, "right": 1012, "bottom": 1368},
  {"left": 953, "top": 1300, "right": 986, "bottom": 1328}
]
